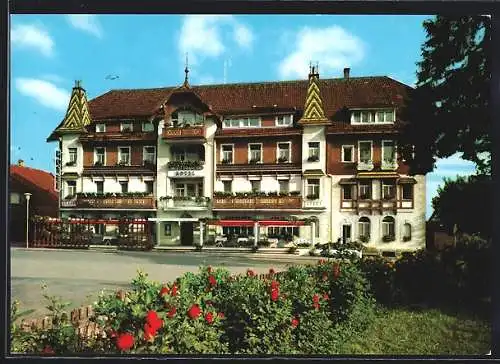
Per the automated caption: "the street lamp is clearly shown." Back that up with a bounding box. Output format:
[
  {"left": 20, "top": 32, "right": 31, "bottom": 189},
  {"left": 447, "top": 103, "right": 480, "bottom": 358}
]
[{"left": 24, "top": 193, "right": 32, "bottom": 249}]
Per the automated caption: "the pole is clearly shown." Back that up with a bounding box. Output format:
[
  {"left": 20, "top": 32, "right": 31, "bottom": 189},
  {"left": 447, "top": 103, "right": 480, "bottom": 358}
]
[{"left": 24, "top": 193, "right": 32, "bottom": 249}]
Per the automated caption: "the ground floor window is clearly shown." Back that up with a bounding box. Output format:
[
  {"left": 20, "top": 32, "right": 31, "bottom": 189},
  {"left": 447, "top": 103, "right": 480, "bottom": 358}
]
[
  {"left": 267, "top": 226, "right": 299, "bottom": 238},
  {"left": 358, "top": 217, "right": 370, "bottom": 241},
  {"left": 382, "top": 216, "right": 396, "bottom": 241},
  {"left": 403, "top": 222, "right": 412, "bottom": 241},
  {"left": 164, "top": 223, "right": 172, "bottom": 236},
  {"left": 222, "top": 226, "right": 253, "bottom": 236}
]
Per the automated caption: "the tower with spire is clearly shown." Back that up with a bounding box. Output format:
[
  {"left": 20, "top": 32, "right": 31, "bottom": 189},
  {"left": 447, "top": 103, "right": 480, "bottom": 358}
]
[
  {"left": 53, "top": 80, "right": 92, "bottom": 135},
  {"left": 298, "top": 63, "right": 331, "bottom": 126}
]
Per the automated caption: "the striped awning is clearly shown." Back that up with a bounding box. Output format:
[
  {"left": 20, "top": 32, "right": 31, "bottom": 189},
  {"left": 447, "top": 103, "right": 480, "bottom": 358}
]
[
  {"left": 397, "top": 177, "right": 417, "bottom": 184},
  {"left": 339, "top": 178, "right": 357, "bottom": 185}
]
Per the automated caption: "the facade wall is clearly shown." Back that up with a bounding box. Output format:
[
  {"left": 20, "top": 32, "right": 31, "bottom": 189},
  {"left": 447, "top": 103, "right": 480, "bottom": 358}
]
[
  {"left": 81, "top": 176, "right": 154, "bottom": 194},
  {"left": 214, "top": 174, "right": 302, "bottom": 194}
]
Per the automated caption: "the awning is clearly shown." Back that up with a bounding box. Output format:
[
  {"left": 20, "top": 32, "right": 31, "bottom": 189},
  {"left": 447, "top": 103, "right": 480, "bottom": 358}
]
[
  {"left": 356, "top": 172, "right": 399, "bottom": 179},
  {"left": 258, "top": 220, "right": 305, "bottom": 226},
  {"left": 339, "top": 178, "right": 357, "bottom": 185},
  {"left": 398, "top": 177, "right": 417, "bottom": 184},
  {"left": 212, "top": 220, "right": 254, "bottom": 227},
  {"left": 62, "top": 172, "right": 79, "bottom": 179},
  {"left": 148, "top": 217, "right": 199, "bottom": 222},
  {"left": 303, "top": 169, "right": 325, "bottom": 177}
]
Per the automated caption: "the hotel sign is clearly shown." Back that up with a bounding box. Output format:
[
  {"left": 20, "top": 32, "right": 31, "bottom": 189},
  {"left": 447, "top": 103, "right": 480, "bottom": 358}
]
[{"left": 167, "top": 169, "right": 205, "bottom": 178}]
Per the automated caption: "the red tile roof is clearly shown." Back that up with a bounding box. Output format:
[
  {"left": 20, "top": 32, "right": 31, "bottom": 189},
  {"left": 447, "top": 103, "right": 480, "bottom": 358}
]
[
  {"left": 10, "top": 165, "right": 58, "bottom": 201},
  {"left": 86, "top": 76, "right": 411, "bottom": 120}
]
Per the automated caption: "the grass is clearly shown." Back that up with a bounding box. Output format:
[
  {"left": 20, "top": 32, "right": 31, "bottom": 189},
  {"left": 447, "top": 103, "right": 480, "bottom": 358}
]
[{"left": 339, "top": 305, "right": 491, "bottom": 355}]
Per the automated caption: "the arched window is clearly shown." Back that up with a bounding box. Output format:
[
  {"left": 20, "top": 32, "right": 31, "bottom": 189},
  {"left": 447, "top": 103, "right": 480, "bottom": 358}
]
[
  {"left": 358, "top": 217, "right": 370, "bottom": 242},
  {"left": 403, "top": 223, "right": 412, "bottom": 241},
  {"left": 382, "top": 216, "right": 396, "bottom": 241}
]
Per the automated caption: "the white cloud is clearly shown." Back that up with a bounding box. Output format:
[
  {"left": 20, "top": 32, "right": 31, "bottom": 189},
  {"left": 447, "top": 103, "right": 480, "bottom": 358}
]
[
  {"left": 41, "top": 74, "right": 65, "bottom": 84},
  {"left": 279, "top": 26, "right": 365, "bottom": 79},
  {"left": 178, "top": 15, "right": 253, "bottom": 65},
  {"left": 15, "top": 78, "right": 70, "bottom": 111},
  {"left": 67, "top": 15, "right": 102, "bottom": 38},
  {"left": 11, "top": 23, "right": 54, "bottom": 57}
]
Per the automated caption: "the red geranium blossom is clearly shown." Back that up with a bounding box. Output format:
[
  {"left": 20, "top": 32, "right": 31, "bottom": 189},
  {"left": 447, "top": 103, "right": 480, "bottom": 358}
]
[
  {"left": 217, "top": 312, "right": 225, "bottom": 319},
  {"left": 291, "top": 317, "right": 300, "bottom": 328},
  {"left": 208, "top": 275, "right": 217, "bottom": 287},
  {"left": 116, "top": 332, "right": 135, "bottom": 351},
  {"left": 42, "top": 346, "right": 55, "bottom": 354},
  {"left": 313, "top": 302, "right": 320, "bottom": 310},
  {"left": 323, "top": 293, "right": 329, "bottom": 301},
  {"left": 167, "top": 306, "right": 177, "bottom": 318},
  {"left": 247, "top": 269, "right": 255, "bottom": 277},
  {"left": 270, "top": 280, "right": 279, "bottom": 290},
  {"left": 144, "top": 323, "right": 156, "bottom": 342},
  {"left": 145, "top": 310, "right": 163, "bottom": 331},
  {"left": 160, "top": 286, "right": 169, "bottom": 296},
  {"left": 270, "top": 288, "right": 280, "bottom": 302},
  {"left": 318, "top": 259, "right": 326, "bottom": 265},
  {"left": 205, "top": 312, "right": 214, "bottom": 324},
  {"left": 187, "top": 304, "right": 202, "bottom": 319},
  {"left": 313, "top": 294, "right": 320, "bottom": 304},
  {"left": 171, "top": 284, "right": 178, "bottom": 296}
]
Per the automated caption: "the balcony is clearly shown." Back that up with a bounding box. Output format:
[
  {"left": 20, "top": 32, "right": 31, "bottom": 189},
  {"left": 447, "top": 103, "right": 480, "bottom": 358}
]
[
  {"left": 357, "top": 160, "right": 374, "bottom": 171},
  {"left": 79, "top": 131, "right": 156, "bottom": 143},
  {"left": 355, "top": 199, "right": 397, "bottom": 214},
  {"left": 61, "top": 194, "right": 156, "bottom": 209},
  {"left": 216, "top": 162, "right": 301, "bottom": 174},
  {"left": 159, "top": 196, "right": 210, "bottom": 210},
  {"left": 162, "top": 125, "right": 205, "bottom": 142},
  {"left": 82, "top": 162, "right": 156, "bottom": 176},
  {"left": 302, "top": 197, "right": 325, "bottom": 209},
  {"left": 213, "top": 194, "right": 302, "bottom": 210},
  {"left": 167, "top": 160, "right": 206, "bottom": 178},
  {"left": 381, "top": 160, "right": 399, "bottom": 170}
]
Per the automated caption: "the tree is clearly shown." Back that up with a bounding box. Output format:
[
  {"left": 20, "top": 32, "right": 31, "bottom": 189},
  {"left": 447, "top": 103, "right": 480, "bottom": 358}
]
[
  {"left": 432, "top": 174, "right": 492, "bottom": 239},
  {"left": 401, "top": 16, "right": 491, "bottom": 175}
]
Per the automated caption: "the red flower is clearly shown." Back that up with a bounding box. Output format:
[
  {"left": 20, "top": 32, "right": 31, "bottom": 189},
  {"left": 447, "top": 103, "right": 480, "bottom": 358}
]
[
  {"left": 269, "top": 268, "right": 275, "bottom": 275},
  {"left": 171, "top": 284, "right": 178, "bottom": 296},
  {"left": 143, "top": 323, "right": 156, "bottom": 342},
  {"left": 208, "top": 275, "right": 217, "bottom": 287},
  {"left": 313, "top": 302, "right": 320, "bottom": 310},
  {"left": 247, "top": 269, "right": 255, "bottom": 277},
  {"left": 270, "top": 280, "right": 279, "bottom": 290},
  {"left": 145, "top": 310, "right": 163, "bottom": 331},
  {"left": 217, "top": 312, "right": 225, "bottom": 319},
  {"left": 187, "top": 304, "right": 202, "bottom": 319},
  {"left": 318, "top": 259, "right": 326, "bottom": 265},
  {"left": 312, "top": 294, "right": 320, "bottom": 304},
  {"left": 42, "top": 346, "right": 55, "bottom": 354},
  {"left": 323, "top": 293, "right": 329, "bottom": 301},
  {"left": 116, "top": 332, "right": 135, "bottom": 351},
  {"left": 160, "top": 286, "right": 170, "bottom": 296},
  {"left": 167, "top": 306, "right": 177, "bottom": 318},
  {"left": 205, "top": 312, "right": 214, "bottom": 324},
  {"left": 291, "top": 317, "right": 300, "bottom": 328},
  {"left": 270, "top": 288, "right": 280, "bottom": 302}
]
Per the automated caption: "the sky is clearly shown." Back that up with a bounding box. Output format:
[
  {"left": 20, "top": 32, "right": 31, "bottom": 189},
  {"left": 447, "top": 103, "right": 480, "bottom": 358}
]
[{"left": 9, "top": 14, "right": 477, "bottom": 218}]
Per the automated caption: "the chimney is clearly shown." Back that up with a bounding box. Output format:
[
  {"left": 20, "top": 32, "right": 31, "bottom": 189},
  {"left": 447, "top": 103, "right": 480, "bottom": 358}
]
[
  {"left": 17, "top": 159, "right": 25, "bottom": 167},
  {"left": 344, "top": 67, "right": 350, "bottom": 79}
]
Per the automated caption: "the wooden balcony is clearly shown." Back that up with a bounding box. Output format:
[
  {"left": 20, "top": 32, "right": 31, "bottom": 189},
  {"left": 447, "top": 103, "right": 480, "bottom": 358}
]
[
  {"left": 79, "top": 132, "right": 156, "bottom": 143},
  {"left": 213, "top": 195, "right": 302, "bottom": 210},
  {"left": 81, "top": 163, "right": 156, "bottom": 176},
  {"left": 162, "top": 125, "right": 205, "bottom": 142},
  {"left": 350, "top": 199, "right": 398, "bottom": 214},
  {"left": 216, "top": 162, "right": 301, "bottom": 174},
  {"left": 62, "top": 196, "right": 156, "bottom": 209}
]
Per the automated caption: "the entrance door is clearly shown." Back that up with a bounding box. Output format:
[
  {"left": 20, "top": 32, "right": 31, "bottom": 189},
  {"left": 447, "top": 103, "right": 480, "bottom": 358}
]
[
  {"left": 180, "top": 222, "right": 194, "bottom": 246},
  {"left": 342, "top": 225, "right": 352, "bottom": 244}
]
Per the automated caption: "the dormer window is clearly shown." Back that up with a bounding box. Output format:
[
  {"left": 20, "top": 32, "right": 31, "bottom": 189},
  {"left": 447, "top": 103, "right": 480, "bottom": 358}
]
[
  {"left": 276, "top": 115, "right": 293, "bottom": 126},
  {"left": 121, "top": 122, "right": 133, "bottom": 132},
  {"left": 171, "top": 108, "right": 204, "bottom": 127},
  {"left": 142, "top": 121, "right": 154, "bottom": 132},
  {"left": 351, "top": 109, "right": 395, "bottom": 124},
  {"left": 223, "top": 117, "right": 261, "bottom": 128},
  {"left": 95, "top": 123, "right": 106, "bottom": 133}
]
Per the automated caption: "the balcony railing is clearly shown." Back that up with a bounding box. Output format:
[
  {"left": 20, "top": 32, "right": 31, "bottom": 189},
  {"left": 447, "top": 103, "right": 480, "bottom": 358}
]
[
  {"left": 213, "top": 195, "right": 302, "bottom": 210},
  {"left": 167, "top": 160, "right": 204, "bottom": 170},
  {"left": 159, "top": 196, "right": 210, "bottom": 210},
  {"left": 62, "top": 195, "right": 156, "bottom": 209},
  {"left": 302, "top": 198, "right": 325, "bottom": 209},
  {"left": 357, "top": 160, "right": 374, "bottom": 171},
  {"left": 79, "top": 131, "right": 156, "bottom": 142},
  {"left": 162, "top": 125, "right": 205, "bottom": 140},
  {"left": 381, "top": 160, "right": 399, "bottom": 170}
]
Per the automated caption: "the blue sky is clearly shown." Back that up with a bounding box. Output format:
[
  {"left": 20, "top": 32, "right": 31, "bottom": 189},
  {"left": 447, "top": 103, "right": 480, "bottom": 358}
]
[{"left": 9, "top": 14, "right": 477, "bottom": 218}]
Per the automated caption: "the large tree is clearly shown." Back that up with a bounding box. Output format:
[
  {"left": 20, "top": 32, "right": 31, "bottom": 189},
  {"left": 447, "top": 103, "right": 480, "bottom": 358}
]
[{"left": 401, "top": 16, "right": 491, "bottom": 175}]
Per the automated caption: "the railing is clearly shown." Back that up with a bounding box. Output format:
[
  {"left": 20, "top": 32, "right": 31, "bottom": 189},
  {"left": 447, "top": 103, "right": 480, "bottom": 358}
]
[
  {"left": 61, "top": 199, "right": 77, "bottom": 208},
  {"left": 213, "top": 195, "right": 302, "bottom": 209},
  {"left": 161, "top": 197, "right": 210, "bottom": 210},
  {"left": 381, "top": 160, "right": 399, "bottom": 170},
  {"left": 302, "top": 198, "right": 325, "bottom": 209},
  {"left": 73, "top": 196, "right": 156, "bottom": 209},
  {"left": 357, "top": 160, "right": 374, "bottom": 171},
  {"left": 79, "top": 132, "right": 156, "bottom": 142},
  {"left": 162, "top": 125, "right": 205, "bottom": 139},
  {"left": 355, "top": 199, "right": 397, "bottom": 213}
]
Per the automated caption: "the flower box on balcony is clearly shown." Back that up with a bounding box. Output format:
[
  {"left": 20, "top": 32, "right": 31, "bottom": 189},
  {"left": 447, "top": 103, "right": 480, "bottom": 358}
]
[
  {"left": 381, "top": 160, "right": 398, "bottom": 170},
  {"left": 121, "top": 127, "right": 132, "bottom": 133},
  {"left": 249, "top": 158, "right": 260, "bottom": 164},
  {"left": 306, "top": 194, "right": 319, "bottom": 200},
  {"left": 116, "top": 161, "right": 130, "bottom": 167},
  {"left": 167, "top": 160, "right": 204, "bottom": 170}
]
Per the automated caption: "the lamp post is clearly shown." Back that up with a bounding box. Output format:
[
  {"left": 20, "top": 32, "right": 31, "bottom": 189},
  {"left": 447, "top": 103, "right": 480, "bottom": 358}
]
[{"left": 24, "top": 193, "right": 32, "bottom": 249}]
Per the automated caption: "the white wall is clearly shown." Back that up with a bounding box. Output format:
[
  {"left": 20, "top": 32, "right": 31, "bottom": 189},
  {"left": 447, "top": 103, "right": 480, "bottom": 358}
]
[
  {"left": 81, "top": 177, "right": 153, "bottom": 194},
  {"left": 214, "top": 175, "right": 302, "bottom": 194},
  {"left": 301, "top": 125, "right": 326, "bottom": 172}
]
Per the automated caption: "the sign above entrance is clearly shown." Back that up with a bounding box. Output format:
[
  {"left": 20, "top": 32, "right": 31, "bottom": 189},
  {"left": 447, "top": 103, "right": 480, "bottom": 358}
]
[{"left": 167, "top": 169, "right": 205, "bottom": 178}]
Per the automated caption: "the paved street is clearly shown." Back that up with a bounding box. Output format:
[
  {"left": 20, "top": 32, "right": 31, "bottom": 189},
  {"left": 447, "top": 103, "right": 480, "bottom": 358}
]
[{"left": 11, "top": 248, "right": 315, "bottom": 319}]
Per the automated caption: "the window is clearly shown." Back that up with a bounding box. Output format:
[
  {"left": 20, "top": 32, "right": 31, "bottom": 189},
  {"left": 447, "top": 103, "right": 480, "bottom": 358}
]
[
  {"left": 145, "top": 181, "right": 154, "bottom": 195},
  {"left": 277, "top": 142, "right": 291, "bottom": 162},
  {"left": 10, "top": 192, "right": 21, "bottom": 205},
  {"left": 341, "top": 145, "right": 354, "bottom": 162},
  {"left": 359, "top": 182, "right": 371, "bottom": 199},
  {"left": 267, "top": 226, "right": 299, "bottom": 238},
  {"left": 164, "top": 223, "right": 172, "bottom": 236},
  {"left": 351, "top": 109, "right": 395, "bottom": 124},
  {"left": 358, "top": 141, "right": 372, "bottom": 163},
  {"left": 402, "top": 184, "right": 413, "bottom": 200},
  {"left": 95, "top": 123, "right": 106, "bottom": 133},
  {"left": 118, "top": 147, "right": 131, "bottom": 165},
  {"left": 120, "top": 182, "right": 128, "bottom": 193},
  {"left": 95, "top": 181, "right": 104, "bottom": 194},
  {"left": 66, "top": 180, "right": 76, "bottom": 197},
  {"left": 248, "top": 144, "right": 262, "bottom": 163},
  {"left": 382, "top": 141, "right": 396, "bottom": 163},
  {"left": 223, "top": 226, "right": 254, "bottom": 237},
  {"left": 223, "top": 117, "right": 261, "bottom": 128},
  {"left": 120, "top": 122, "right": 133, "bottom": 132},
  {"left": 279, "top": 180, "right": 289, "bottom": 193},
  {"left": 143, "top": 146, "right": 156, "bottom": 164},
  {"left": 382, "top": 216, "right": 396, "bottom": 238},
  {"left": 403, "top": 223, "right": 412, "bottom": 241},
  {"left": 221, "top": 145, "right": 233, "bottom": 163},
  {"left": 377, "top": 110, "right": 395, "bottom": 123},
  {"left": 250, "top": 180, "right": 261, "bottom": 192},
  {"left": 308, "top": 142, "right": 320, "bottom": 161},
  {"left": 175, "top": 183, "right": 185, "bottom": 197},
  {"left": 142, "top": 122, "right": 154, "bottom": 132},
  {"left": 276, "top": 115, "right": 293, "bottom": 126},
  {"left": 382, "top": 180, "right": 396, "bottom": 199},
  {"left": 68, "top": 148, "right": 77, "bottom": 163},
  {"left": 307, "top": 179, "right": 320, "bottom": 199},
  {"left": 223, "top": 181, "right": 232, "bottom": 193},
  {"left": 94, "top": 147, "right": 105, "bottom": 165},
  {"left": 342, "top": 185, "right": 352, "bottom": 200},
  {"left": 358, "top": 217, "right": 371, "bottom": 240}
]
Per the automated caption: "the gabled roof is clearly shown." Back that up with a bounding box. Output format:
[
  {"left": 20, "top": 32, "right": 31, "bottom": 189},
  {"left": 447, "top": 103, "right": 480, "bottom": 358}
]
[{"left": 10, "top": 165, "right": 58, "bottom": 201}]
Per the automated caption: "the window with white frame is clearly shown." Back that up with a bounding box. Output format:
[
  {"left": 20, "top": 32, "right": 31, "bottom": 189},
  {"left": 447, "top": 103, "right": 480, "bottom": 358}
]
[
  {"left": 276, "top": 115, "right": 293, "bottom": 126},
  {"left": 306, "top": 179, "right": 320, "bottom": 199},
  {"left": 358, "top": 181, "right": 371, "bottom": 199},
  {"left": 175, "top": 182, "right": 201, "bottom": 197},
  {"left": 95, "top": 181, "right": 104, "bottom": 194},
  {"left": 120, "top": 122, "right": 133, "bottom": 132},
  {"left": 341, "top": 145, "right": 354, "bottom": 162},
  {"left": 351, "top": 109, "right": 395, "bottom": 124},
  {"left": 118, "top": 147, "right": 131, "bottom": 165},
  {"left": 143, "top": 146, "right": 156, "bottom": 164},
  {"left": 277, "top": 142, "right": 291, "bottom": 162},
  {"left": 358, "top": 217, "right": 371, "bottom": 240},
  {"left": 145, "top": 181, "right": 154, "bottom": 195},
  {"left": 279, "top": 180, "right": 289, "bottom": 193},
  {"left": 142, "top": 121, "right": 154, "bottom": 132},
  {"left": 66, "top": 180, "right": 76, "bottom": 197},
  {"left": 248, "top": 144, "right": 262, "bottom": 163},
  {"left": 221, "top": 145, "right": 233, "bottom": 163},
  {"left": 382, "top": 140, "right": 396, "bottom": 163},
  {"left": 358, "top": 141, "right": 372, "bottom": 163},
  {"left": 95, "top": 123, "right": 106, "bottom": 133},
  {"left": 94, "top": 147, "right": 105, "bottom": 165},
  {"left": 342, "top": 185, "right": 353, "bottom": 200},
  {"left": 68, "top": 148, "right": 77, "bottom": 164},
  {"left": 223, "top": 180, "right": 232, "bottom": 193},
  {"left": 382, "top": 216, "right": 395, "bottom": 238},
  {"left": 382, "top": 180, "right": 396, "bottom": 199},
  {"left": 402, "top": 184, "right": 413, "bottom": 200},
  {"left": 403, "top": 223, "right": 412, "bottom": 241},
  {"left": 250, "top": 180, "right": 261, "bottom": 192},
  {"left": 308, "top": 142, "right": 320, "bottom": 160},
  {"left": 223, "top": 117, "right": 261, "bottom": 128}
]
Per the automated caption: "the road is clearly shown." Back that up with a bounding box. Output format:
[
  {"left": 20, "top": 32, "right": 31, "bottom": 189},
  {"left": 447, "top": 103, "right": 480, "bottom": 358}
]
[{"left": 10, "top": 248, "right": 316, "bottom": 319}]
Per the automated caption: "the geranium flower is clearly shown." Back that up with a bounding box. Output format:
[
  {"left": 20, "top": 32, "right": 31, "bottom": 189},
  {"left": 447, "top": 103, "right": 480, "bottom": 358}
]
[
  {"left": 318, "top": 259, "right": 326, "bottom": 265},
  {"left": 171, "top": 284, "right": 178, "bottom": 296},
  {"left": 313, "top": 302, "right": 320, "bottom": 310},
  {"left": 247, "top": 269, "right": 255, "bottom": 277},
  {"left": 270, "top": 288, "right": 279, "bottom": 302},
  {"left": 187, "top": 304, "right": 202, "bottom": 319},
  {"left": 205, "top": 312, "right": 214, "bottom": 324},
  {"left": 217, "top": 312, "right": 225, "bottom": 319},
  {"left": 145, "top": 310, "right": 163, "bottom": 331},
  {"left": 42, "top": 346, "right": 55, "bottom": 354},
  {"left": 116, "top": 332, "right": 135, "bottom": 351},
  {"left": 312, "top": 294, "right": 320, "bottom": 304},
  {"left": 270, "top": 280, "right": 279, "bottom": 290},
  {"left": 291, "top": 317, "right": 300, "bottom": 328},
  {"left": 160, "top": 286, "right": 170, "bottom": 296},
  {"left": 144, "top": 323, "right": 156, "bottom": 342},
  {"left": 208, "top": 275, "right": 217, "bottom": 287},
  {"left": 323, "top": 293, "right": 329, "bottom": 301},
  {"left": 167, "top": 306, "right": 177, "bottom": 318}
]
